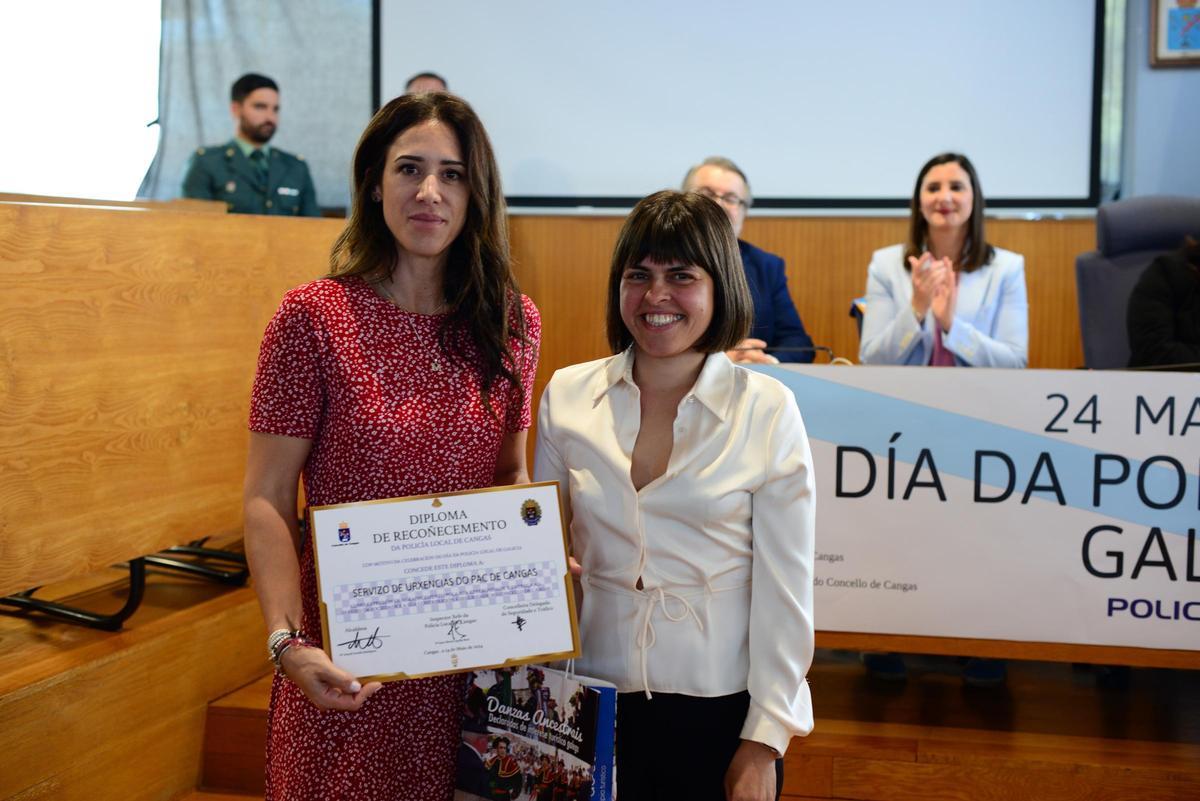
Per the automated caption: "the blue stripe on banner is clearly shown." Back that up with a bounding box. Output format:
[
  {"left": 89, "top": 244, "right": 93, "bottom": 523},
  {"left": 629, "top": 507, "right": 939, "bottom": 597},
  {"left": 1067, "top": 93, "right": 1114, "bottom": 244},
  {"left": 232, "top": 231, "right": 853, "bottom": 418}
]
[{"left": 758, "top": 368, "right": 1199, "bottom": 538}]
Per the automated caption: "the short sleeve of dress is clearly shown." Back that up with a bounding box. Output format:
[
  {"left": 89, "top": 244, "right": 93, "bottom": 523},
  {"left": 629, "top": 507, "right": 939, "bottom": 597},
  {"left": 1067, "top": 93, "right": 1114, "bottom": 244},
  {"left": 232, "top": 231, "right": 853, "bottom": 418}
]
[
  {"left": 505, "top": 295, "right": 541, "bottom": 433},
  {"left": 249, "top": 290, "right": 324, "bottom": 439}
]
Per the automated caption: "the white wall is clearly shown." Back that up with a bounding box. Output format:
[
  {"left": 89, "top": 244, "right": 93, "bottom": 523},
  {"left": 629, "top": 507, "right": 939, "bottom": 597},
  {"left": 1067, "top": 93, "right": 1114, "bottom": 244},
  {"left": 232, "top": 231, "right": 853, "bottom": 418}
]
[
  {"left": 0, "top": 2, "right": 160, "bottom": 199},
  {"left": 1121, "top": 0, "right": 1200, "bottom": 197}
]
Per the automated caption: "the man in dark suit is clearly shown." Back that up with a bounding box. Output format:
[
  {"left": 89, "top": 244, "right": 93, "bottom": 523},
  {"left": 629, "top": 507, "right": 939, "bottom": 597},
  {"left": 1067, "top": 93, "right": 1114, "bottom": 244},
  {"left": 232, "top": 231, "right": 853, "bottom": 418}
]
[
  {"left": 182, "top": 73, "right": 320, "bottom": 216},
  {"left": 683, "top": 156, "right": 814, "bottom": 363}
]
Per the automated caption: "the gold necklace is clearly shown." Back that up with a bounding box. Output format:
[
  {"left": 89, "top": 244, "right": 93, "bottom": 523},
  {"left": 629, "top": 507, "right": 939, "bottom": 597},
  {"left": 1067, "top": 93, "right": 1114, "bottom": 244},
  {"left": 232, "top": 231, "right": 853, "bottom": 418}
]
[{"left": 378, "top": 279, "right": 445, "bottom": 373}]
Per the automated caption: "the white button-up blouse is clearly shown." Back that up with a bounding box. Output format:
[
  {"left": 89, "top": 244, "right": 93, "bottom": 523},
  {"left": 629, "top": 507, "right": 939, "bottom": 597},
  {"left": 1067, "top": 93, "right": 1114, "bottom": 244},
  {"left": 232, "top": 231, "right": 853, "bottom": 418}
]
[{"left": 533, "top": 349, "right": 815, "bottom": 755}]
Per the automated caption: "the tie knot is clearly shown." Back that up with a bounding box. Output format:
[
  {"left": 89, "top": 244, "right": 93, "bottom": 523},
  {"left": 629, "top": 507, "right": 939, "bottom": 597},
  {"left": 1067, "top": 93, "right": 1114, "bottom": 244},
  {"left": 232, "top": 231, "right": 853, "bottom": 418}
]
[{"left": 249, "top": 149, "right": 265, "bottom": 162}]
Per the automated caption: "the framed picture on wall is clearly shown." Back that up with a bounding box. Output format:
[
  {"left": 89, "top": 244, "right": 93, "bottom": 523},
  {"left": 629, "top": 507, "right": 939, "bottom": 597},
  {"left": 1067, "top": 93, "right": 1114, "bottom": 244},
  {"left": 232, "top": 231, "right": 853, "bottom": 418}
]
[{"left": 1151, "top": 0, "right": 1200, "bottom": 66}]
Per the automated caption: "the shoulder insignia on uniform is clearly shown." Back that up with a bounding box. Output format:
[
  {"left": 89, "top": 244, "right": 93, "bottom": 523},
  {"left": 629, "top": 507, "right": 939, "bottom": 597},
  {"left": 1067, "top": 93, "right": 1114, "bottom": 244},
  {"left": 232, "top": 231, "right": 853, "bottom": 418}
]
[
  {"left": 196, "top": 147, "right": 206, "bottom": 155},
  {"left": 296, "top": 154, "right": 305, "bottom": 161},
  {"left": 226, "top": 147, "right": 235, "bottom": 157}
]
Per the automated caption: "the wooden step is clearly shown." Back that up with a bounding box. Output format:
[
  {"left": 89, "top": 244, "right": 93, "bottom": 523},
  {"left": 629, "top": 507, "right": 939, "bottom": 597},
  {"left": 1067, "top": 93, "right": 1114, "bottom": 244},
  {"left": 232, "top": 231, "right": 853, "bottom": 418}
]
[
  {"left": 202, "top": 675, "right": 273, "bottom": 795},
  {"left": 200, "top": 653, "right": 1200, "bottom": 800},
  {"left": 0, "top": 563, "right": 267, "bottom": 801}
]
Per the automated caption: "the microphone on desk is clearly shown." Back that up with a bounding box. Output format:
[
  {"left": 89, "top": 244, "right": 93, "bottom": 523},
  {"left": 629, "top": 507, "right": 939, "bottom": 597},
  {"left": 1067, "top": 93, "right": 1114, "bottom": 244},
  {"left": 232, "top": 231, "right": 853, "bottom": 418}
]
[{"left": 762, "top": 345, "right": 837, "bottom": 361}]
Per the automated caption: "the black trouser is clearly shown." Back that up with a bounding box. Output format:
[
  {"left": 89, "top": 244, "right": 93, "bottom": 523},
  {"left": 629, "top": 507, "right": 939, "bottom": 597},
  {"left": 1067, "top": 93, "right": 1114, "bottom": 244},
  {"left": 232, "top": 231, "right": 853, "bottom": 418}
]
[{"left": 616, "top": 690, "right": 784, "bottom": 801}]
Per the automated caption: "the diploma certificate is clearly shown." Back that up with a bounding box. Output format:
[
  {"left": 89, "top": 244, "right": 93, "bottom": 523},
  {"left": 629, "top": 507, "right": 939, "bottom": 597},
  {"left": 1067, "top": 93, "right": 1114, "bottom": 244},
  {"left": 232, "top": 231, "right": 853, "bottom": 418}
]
[{"left": 310, "top": 482, "right": 579, "bottom": 681}]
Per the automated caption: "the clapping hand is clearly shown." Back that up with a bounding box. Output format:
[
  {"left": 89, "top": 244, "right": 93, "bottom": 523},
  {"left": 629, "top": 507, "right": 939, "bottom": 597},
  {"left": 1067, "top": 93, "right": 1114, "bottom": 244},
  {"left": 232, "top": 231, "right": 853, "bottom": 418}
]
[
  {"left": 930, "top": 263, "right": 958, "bottom": 333},
  {"left": 909, "top": 252, "right": 952, "bottom": 322}
]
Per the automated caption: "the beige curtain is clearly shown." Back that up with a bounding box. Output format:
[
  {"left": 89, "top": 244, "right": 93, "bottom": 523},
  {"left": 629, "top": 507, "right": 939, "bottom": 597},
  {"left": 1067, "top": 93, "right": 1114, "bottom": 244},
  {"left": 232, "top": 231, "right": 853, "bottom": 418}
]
[{"left": 138, "top": 0, "right": 371, "bottom": 211}]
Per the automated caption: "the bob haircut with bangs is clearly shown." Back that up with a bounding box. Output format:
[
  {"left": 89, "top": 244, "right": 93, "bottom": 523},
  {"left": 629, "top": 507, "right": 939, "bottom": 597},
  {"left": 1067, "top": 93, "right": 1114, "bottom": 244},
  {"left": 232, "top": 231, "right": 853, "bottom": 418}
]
[{"left": 606, "top": 190, "right": 752, "bottom": 355}]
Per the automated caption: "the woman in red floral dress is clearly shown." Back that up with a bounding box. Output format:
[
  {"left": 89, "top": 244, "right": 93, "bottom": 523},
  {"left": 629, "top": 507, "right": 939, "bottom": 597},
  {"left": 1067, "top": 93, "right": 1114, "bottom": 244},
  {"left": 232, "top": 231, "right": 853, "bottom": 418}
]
[{"left": 244, "top": 92, "right": 540, "bottom": 801}]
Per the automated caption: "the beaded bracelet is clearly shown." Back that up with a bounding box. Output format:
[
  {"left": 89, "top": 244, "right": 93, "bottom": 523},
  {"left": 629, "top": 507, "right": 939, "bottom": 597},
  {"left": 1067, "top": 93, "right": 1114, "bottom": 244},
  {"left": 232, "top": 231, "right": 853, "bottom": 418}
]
[
  {"left": 267, "top": 627, "right": 306, "bottom": 668},
  {"left": 273, "top": 635, "right": 311, "bottom": 671}
]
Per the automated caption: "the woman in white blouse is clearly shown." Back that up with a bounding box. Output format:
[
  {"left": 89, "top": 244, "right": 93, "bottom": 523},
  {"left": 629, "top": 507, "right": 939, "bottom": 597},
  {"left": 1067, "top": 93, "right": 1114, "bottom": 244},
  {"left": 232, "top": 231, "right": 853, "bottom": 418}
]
[
  {"left": 534, "top": 191, "right": 815, "bottom": 801},
  {"left": 858, "top": 152, "right": 1028, "bottom": 368}
]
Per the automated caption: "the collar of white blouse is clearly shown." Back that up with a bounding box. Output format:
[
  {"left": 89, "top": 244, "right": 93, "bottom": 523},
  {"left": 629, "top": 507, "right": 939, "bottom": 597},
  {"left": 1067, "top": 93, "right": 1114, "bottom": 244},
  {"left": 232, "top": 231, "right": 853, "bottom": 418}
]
[{"left": 593, "top": 347, "right": 737, "bottom": 422}]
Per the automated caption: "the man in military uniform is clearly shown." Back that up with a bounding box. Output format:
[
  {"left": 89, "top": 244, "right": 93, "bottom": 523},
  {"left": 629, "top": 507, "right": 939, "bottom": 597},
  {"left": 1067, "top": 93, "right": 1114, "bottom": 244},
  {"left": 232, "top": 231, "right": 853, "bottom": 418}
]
[{"left": 182, "top": 73, "right": 320, "bottom": 216}]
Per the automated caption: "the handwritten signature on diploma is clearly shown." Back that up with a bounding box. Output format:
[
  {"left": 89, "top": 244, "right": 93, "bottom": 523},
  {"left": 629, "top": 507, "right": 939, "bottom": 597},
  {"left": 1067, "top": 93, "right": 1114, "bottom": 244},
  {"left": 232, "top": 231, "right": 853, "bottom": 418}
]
[{"left": 338, "top": 627, "right": 384, "bottom": 651}]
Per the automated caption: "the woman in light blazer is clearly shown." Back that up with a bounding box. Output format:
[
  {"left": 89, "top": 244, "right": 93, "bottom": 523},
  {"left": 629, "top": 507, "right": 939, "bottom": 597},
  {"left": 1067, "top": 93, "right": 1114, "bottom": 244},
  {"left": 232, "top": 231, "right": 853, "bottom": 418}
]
[
  {"left": 859, "top": 152, "right": 1028, "bottom": 368},
  {"left": 858, "top": 153, "right": 1025, "bottom": 688}
]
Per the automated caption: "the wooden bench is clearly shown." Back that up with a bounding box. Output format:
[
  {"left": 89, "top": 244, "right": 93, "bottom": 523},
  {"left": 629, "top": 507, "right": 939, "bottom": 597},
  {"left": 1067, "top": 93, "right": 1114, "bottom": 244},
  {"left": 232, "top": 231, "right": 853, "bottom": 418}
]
[{"left": 0, "top": 199, "right": 345, "bottom": 801}]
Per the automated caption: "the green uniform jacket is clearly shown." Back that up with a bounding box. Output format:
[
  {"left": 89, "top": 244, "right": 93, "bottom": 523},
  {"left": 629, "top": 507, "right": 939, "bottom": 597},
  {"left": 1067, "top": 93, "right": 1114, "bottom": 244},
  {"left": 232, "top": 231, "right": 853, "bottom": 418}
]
[{"left": 181, "top": 140, "right": 321, "bottom": 217}]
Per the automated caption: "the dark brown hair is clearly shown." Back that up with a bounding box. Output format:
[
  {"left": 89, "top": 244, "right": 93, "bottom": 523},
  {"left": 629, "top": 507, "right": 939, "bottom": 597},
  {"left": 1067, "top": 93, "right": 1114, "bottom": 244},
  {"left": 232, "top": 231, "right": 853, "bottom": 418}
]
[
  {"left": 905, "top": 152, "right": 995, "bottom": 273},
  {"left": 230, "top": 72, "right": 277, "bottom": 102},
  {"left": 328, "top": 92, "right": 527, "bottom": 410},
  {"left": 606, "top": 191, "right": 752, "bottom": 354}
]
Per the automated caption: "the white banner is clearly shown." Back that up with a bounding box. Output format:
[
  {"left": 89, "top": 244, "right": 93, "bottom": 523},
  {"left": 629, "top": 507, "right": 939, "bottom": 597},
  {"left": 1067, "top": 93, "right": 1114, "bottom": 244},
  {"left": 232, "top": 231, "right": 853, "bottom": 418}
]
[{"left": 758, "top": 365, "right": 1199, "bottom": 651}]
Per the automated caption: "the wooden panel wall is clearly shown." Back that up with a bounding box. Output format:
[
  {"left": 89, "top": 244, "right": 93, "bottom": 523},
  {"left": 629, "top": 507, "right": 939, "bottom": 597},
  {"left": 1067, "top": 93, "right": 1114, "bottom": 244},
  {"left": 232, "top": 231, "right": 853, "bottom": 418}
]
[{"left": 0, "top": 204, "right": 343, "bottom": 596}]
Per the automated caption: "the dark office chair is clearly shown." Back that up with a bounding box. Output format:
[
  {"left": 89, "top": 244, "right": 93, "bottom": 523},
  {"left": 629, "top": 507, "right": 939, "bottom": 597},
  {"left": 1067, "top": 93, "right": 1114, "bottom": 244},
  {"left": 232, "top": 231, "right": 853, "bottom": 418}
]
[{"left": 1075, "top": 195, "right": 1200, "bottom": 369}]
